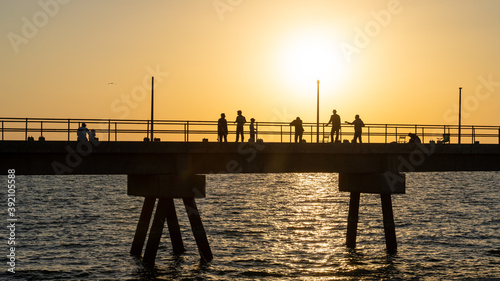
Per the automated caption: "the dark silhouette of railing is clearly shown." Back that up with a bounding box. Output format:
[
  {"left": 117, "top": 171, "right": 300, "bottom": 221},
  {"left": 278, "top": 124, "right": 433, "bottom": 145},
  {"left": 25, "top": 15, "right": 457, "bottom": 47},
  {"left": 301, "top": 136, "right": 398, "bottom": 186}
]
[{"left": 1, "top": 117, "right": 499, "bottom": 144}]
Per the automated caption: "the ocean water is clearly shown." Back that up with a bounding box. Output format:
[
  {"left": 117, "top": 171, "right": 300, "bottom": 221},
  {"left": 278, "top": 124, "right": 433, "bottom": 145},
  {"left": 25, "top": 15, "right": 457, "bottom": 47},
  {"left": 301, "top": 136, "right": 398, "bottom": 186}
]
[{"left": 1, "top": 172, "right": 499, "bottom": 280}]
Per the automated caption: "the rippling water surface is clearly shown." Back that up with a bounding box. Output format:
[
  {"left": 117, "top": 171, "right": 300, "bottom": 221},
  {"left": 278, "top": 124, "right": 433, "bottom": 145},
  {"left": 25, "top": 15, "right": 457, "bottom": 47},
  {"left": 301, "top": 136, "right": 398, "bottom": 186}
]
[{"left": 1, "top": 172, "right": 499, "bottom": 280}]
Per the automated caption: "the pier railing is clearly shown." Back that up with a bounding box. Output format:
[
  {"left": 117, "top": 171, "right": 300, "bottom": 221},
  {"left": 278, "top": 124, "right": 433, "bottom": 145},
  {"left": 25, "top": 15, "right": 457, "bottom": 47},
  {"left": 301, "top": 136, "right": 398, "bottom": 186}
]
[{"left": 1, "top": 117, "right": 499, "bottom": 144}]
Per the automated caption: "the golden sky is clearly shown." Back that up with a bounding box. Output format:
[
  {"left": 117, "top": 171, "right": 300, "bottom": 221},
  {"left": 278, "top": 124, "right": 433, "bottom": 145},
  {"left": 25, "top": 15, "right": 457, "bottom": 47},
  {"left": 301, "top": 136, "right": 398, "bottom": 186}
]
[{"left": 1, "top": 0, "right": 500, "bottom": 126}]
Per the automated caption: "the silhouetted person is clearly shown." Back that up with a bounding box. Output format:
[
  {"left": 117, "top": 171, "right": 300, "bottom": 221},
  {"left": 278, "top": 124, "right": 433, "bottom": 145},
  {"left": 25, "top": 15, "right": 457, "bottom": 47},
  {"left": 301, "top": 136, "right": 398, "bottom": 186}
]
[
  {"left": 290, "top": 117, "right": 304, "bottom": 143},
  {"left": 408, "top": 133, "right": 421, "bottom": 144},
  {"left": 77, "top": 122, "right": 90, "bottom": 141},
  {"left": 234, "top": 110, "right": 246, "bottom": 142},
  {"left": 249, "top": 118, "right": 256, "bottom": 142},
  {"left": 89, "top": 129, "right": 97, "bottom": 141},
  {"left": 345, "top": 115, "right": 365, "bottom": 143},
  {"left": 218, "top": 113, "right": 228, "bottom": 142},
  {"left": 325, "top": 109, "right": 341, "bottom": 142}
]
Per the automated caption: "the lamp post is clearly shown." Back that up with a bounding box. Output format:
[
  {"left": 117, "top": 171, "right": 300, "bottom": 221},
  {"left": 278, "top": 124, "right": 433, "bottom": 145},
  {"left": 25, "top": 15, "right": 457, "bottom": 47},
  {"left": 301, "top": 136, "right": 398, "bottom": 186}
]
[
  {"left": 151, "top": 76, "right": 154, "bottom": 141},
  {"left": 317, "top": 80, "right": 320, "bottom": 143},
  {"left": 458, "top": 87, "right": 462, "bottom": 144}
]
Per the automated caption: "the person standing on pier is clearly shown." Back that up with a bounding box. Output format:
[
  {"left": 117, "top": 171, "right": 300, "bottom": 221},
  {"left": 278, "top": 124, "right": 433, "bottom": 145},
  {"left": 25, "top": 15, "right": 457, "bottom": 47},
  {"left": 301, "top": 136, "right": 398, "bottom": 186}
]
[
  {"left": 249, "top": 118, "right": 256, "bottom": 142},
  {"left": 325, "top": 109, "right": 341, "bottom": 142},
  {"left": 290, "top": 117, "right": 304, "bottom": 143},
  {"left": 218, "top": 113, "right": 228, "bottom": 142},
  {"left": 345, "top": 115, "right": 365, "bottom": 143},
  {"left": 77, "top": 122, "right": 90, "bottom": 141},
  {"left": 235, "top": 110, "right": 246, "bottom": 142}
]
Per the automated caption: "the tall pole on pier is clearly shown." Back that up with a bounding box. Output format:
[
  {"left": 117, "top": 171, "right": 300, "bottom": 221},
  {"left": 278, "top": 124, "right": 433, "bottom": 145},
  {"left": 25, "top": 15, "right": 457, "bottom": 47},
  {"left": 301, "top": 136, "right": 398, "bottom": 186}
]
[
  {"left": 317, "top": 80, "right": 320, "bottom": 143},
  {"left": 151, "top": 77, "right": 154, "bottom": 141},
  {"left": 458, "top": 87, "right": 462, "bottom": 144}
]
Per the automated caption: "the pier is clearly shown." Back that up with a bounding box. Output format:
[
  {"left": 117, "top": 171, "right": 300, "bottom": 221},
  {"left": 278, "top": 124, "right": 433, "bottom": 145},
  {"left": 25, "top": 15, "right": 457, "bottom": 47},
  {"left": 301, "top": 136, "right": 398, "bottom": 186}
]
[{"left": 1, "top": 117, "right": 499, "bottom": 263}]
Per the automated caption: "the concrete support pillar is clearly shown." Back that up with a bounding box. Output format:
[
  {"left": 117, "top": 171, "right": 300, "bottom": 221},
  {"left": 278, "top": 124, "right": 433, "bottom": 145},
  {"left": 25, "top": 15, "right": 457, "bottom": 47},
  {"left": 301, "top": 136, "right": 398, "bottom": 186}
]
[
  {"left": 381, "top": 194, "right": 397, "bottom": 254},
  {"left": 164, "top": 198, "right": 185, "bottom": 255},
  {"left": 183, "top": 198, "right": 213, "bottom": 262},
  {"left": 143, "top": 198, "right": 169, "bottom": 264},
  {"left": 346, "top": 192, "right": 360, "bottom": 249},
  {"left": 130, "top": 197, "right": 156, "bottom": 256}
]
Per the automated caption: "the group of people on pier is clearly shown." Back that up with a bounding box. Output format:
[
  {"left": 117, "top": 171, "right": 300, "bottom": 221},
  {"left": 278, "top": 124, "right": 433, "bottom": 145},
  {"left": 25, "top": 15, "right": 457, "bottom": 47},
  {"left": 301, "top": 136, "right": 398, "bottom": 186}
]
[
  {"left": 77, "top": 123, "right": 97, "bottom": 142},
  {"left": 217, "top": 110, "right": 256, "bottom": 143},
  {"left": 290, "top": 110, "right": 365, "bottom": 143},
  {"left": 217, "top": 109, "right": 366, "bottom": 144}
]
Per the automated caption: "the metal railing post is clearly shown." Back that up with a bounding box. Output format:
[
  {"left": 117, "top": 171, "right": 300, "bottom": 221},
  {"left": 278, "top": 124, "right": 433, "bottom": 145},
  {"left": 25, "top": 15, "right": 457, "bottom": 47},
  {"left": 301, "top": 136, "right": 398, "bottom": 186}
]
[
  {"left": 368, "top": 127, "right": 370, "bottom": 143},
  {"left": 108, "top": 119, "right": 111, "bottom": 142},
  {"left": 256, "top": 122, "right": 259, "bottom": 140},
  {"left": 40, "top": 121, "right": 43, "bottom": 138},
  {"left": 1, "top": 121, "right": 4, "bottom": 141},
  {"left": 68, "top": 119, "right": 71, "bottom": 141},
  {"left": 186, "top": 121, "right": 190, "bottom": 142},
  {"left": 25, "top": 118, "right": 28, "bottom": 141},
  {"left": 115, "top": 122, "right": 117, "bottom": 141},
  {"left": 385, "top": 124, "right": 388, "bottom": 143}
]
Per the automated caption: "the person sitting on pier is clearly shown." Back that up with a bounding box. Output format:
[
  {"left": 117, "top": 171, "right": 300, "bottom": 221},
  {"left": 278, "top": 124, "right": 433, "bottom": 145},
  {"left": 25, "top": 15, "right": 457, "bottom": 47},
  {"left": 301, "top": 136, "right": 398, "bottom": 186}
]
[
  {"left": 290, "top": 117, "right": 304, "bottom": 143},
  {"left": 408, "top": 133, "right": 421, "bottom": 144},
  {"left": 345, "top": 115, "right": 365, "bottom": 143},
  {"left": 89, "top": 129, "right": 97, "bottom": 141},
  {"left": 249, "top": 118, "right": 256, "bottom": 142},
  {"left": 325, "top": 109, "right": 341, "bottom": 142},
  {"left": 218, "top": 113, "right": 228, "bottom": 142},
  {"left": 77, "top": 123, "right": 90, "bottom": 141},
  {"left": 235, "top": 110, "right": 246, "bottom": 142}
]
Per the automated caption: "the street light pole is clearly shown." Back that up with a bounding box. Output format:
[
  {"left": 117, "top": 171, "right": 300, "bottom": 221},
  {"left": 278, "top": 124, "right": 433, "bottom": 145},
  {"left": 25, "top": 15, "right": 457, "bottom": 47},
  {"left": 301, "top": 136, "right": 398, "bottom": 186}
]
[
  {"left": 458, "top": 87, "right": 462, "bottom": 144},
  {"left": 151, "top": 76, "right": 154, "bottom": 141},
  {"left": 317, "top": 80, "right": 320, "bottom": 143}
]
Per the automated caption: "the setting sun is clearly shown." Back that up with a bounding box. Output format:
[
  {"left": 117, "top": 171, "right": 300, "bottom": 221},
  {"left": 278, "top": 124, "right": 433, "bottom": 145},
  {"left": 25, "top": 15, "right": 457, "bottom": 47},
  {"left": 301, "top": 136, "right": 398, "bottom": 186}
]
[{"left": 278, "top": 29, "right": 348, "bottom": 93}]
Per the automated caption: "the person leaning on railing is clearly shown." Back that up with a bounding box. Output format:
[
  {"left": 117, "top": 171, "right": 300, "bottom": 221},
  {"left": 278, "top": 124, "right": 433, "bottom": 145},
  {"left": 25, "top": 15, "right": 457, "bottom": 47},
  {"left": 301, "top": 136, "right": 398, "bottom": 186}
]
[
  {"left": 345, "top": 115, "right": 365, "bottom": 143},
  {"left": 77, "top": 123, "right": 91, "bottom": 141},
  {"left": 290, "top": 117, "right": 304, "bottom": 143}
]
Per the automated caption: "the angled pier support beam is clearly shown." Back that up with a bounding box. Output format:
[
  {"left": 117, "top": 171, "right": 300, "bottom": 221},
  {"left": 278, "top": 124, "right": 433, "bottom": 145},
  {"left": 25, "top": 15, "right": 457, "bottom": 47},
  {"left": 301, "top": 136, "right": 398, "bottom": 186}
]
[
  {"left": 127, "top": 174, "right": 209, "bottom": 264},
  {"left": 165, "top": 198, "right": 185, "bottom": 255},
  {"left": 130, "top": 197, "right": 156, "bottom": 256},
  {"left": 183, "top": 198, "right": 213, "bottom": 262},
  {"left": 339, "top": 172, "right": 405, "bottom": 253},
  {"left": 143, "top": 198, "right": 170, "bottom": 264}
]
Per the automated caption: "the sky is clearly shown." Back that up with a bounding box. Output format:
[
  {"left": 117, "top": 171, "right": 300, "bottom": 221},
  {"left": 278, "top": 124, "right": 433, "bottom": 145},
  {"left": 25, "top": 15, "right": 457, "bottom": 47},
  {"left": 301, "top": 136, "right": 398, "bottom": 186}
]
[{"left": 1, "top": 0, "right": 500, "bottom": 127}]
